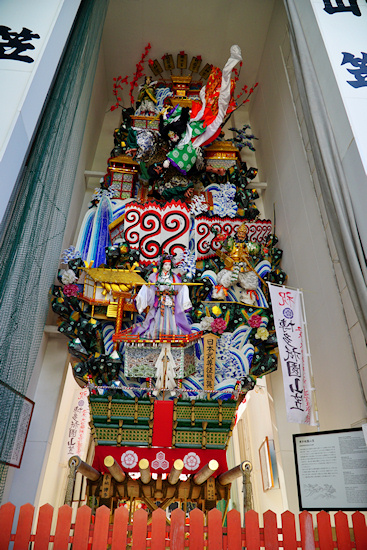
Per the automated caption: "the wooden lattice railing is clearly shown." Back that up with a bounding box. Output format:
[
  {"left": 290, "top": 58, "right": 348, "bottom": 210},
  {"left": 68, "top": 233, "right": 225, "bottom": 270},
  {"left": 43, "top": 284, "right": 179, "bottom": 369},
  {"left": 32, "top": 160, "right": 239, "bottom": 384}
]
[{"left": 0, "top": 502, "right": 367, "bottom": 549}]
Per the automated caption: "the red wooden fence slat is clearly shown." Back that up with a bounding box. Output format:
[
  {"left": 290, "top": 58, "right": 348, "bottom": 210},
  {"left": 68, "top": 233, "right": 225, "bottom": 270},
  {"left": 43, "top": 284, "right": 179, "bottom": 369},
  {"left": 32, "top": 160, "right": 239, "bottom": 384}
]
[
  {"left": 91, "top": 505, "right": 110, "bottom": 550},
  {"left": 151, "top": 508, "right": 167, "bottom": 550},
  {"left": 299, "top": 511, "right": 315, "bottom": 550},
  {"left": 53, "top": 504, "right": 73, "bottom": 550},
  {"left": 352, "top": 511, "right": 367, "bottom": 550},
  {"left": 132, "top": 507, "right": 148, "bottom": 550},
  {"left": 73, "top": 505, "right": 92, "bottom": 550},
  {"left": 0, "top": 502, "right": 15, "bottom": 550},
  {"left": 4, "top": 502, "right": 367, "bottom": 549},
  {"left": 170, "top": 508, "right": 185, "bottom": 550},
  {"left": 208, "top": 508, "right": 223, "bottom": 550},
  {"left": 281, "top": 511, "right": 297, "bottom": 550},
  {"left": 33, "top": 503, "right": 53, "bottom": 550},
  {"left": 245, "top": 510, "right": 260, "bottom": 550},
  {"left": 226, "top": 509, "right": 242, "bottom": 550},
  {"left": 316, "top": 511, "right": 333, "bottom": 550},
  {"left": 111, "top": 505, "right": 129, "bottom": 550},
  {"left": 189, "top": 507, "right": 204, "bottom": 550},
  {"left": 334, "top": 511, "right": 352, "bottom": 549},
  {"left": 13, "top": 503, "right": 34, "bottom": 550},
  {"left": 263, "top": 510, "right": 278, "bottom": 549}
]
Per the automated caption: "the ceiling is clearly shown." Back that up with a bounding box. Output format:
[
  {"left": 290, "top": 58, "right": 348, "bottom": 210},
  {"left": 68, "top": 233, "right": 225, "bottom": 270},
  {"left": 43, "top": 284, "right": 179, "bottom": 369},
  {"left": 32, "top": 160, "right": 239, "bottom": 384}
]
[{"left": 100, "top": 0, "right": 276, "bottom": 109}]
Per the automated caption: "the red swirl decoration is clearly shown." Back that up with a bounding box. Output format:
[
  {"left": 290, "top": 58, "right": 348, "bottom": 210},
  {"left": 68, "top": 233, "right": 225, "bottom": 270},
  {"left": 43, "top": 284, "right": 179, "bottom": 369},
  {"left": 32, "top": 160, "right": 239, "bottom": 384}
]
[
  {"left": 125, "top": 202, "right": 191, "bottom": 265},
  {"left": 210, "top": 222, "right": 223, "bottom": 253},
  {"left": 246, "top": 223, "right": 257, "bottom": 242},
  {"left": 161, "top": 209, "right": 189, "bottom": 258},
  {"left": 124, "top": 208, "right": 141, "bottom": 248},
  {"left": 247, "top": 221, "right": 272, "bottom": 243},
  {"left": 195, "top": 217, "right": 273, "bottom": 260},
  {"left": 140, "top": 212, "right": 161, "bottom": 260},
  {"left": 196, "top": 220, "right": 211, "bottom": 256}
]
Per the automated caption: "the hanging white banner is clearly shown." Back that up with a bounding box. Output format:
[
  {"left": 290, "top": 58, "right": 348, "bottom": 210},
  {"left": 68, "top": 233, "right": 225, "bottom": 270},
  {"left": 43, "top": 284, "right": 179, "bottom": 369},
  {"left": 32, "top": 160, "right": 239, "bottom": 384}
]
[
  {"left": 268, "top": 284, "right": 315, "bottom": 425},
  {"left": 66, "top": 387, "right": 90, "bottom": 458}
]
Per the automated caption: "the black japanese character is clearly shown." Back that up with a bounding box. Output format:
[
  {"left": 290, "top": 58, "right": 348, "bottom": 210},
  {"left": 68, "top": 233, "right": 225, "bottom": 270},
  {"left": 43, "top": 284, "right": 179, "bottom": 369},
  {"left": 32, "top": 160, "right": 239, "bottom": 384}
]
[
  {"left": 282, "top": 332, "right": 294, "bottom": 346},
  {"left": 322, "top": 0, "right": 363, "bottom": 16},
  {"left": 291, "top": 394, "right": 304, "bottom": 411},
  {"left": 289, "top": 378, "right": 304, "bottom": 411},
  {"left": 279, "top": 319, "right": 295, "bottom": 332},
  {"left": 0, "top": 26, "right": 40, "bottom": 63},
  {"left": 284, "top": 345, "right": 302, "bottom": 363},
  {"left": 287, "top": 361, "right": 301, "bottom": 378}
]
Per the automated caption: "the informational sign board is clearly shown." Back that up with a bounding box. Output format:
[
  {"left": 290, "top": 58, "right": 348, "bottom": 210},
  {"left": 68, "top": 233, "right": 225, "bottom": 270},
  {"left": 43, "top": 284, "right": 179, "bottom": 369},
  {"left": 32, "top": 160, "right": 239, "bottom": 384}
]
[
  {"left": 203, "top": 333, "right": 219, "bottom": 391},
  {"left": 293, "top": 428, "right": 367, "bottom": 510},
  {"left": 0, "top": 381, "right": 34, "bottom": 467}
]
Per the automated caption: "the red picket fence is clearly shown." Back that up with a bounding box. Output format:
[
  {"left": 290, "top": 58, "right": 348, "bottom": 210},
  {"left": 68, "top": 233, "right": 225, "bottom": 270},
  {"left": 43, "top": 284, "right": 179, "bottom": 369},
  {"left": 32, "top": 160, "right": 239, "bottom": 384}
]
[{"left": 0, "top": 502, "right": 367, "bottom": 549}]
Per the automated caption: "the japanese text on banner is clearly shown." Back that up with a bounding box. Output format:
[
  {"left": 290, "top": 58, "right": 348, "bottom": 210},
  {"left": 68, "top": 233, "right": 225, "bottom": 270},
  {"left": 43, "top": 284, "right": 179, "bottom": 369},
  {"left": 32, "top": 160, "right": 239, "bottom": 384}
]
[{"left": 268, "top": 284, "right": 315, "bottom": 425}]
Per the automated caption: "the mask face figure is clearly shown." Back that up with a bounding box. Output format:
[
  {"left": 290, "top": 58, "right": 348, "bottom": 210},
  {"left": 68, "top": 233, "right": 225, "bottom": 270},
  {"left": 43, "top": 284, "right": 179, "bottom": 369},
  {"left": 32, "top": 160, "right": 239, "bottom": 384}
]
[
  {"left": 236, "top": 224, "right": 248, "bottom": 241},
  {"left": 168, "top": 130, "right": 179, "bottom": 143},
  {"left": 162, "top": 261, "right": 172, "bottom": 274}
]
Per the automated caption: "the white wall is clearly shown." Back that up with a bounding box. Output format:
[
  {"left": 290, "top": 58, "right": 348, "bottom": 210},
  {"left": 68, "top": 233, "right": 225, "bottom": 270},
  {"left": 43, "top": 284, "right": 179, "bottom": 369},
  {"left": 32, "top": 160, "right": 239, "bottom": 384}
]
[
  {"left": 293, "top": 0, "right": 367, "bottom": 410},
  {"left": 229, "top": 380, "right": 286, "bottom": 522},
  {"left": 246, "top": 0, "right": 367, "bottom": 514}
]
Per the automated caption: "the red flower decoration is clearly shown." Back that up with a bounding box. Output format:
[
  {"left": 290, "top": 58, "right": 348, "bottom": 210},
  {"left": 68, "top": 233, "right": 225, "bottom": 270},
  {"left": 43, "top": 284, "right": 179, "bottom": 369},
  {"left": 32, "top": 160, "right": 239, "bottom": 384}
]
[
  {"left": 63, "top": 284, "right": 79, "bottom": 297},
  {"left": 211, "top": 317, "right": 227, "bottom": 334},
  {"left": 248, "top": 315, "right": 262, "bottom": 328}
]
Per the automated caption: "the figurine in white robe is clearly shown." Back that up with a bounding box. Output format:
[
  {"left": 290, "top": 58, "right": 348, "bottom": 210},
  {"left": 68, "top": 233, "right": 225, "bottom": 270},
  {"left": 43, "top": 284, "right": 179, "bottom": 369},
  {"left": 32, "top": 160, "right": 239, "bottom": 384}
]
[{"left": 132, "top": 259, "right": 192, "bottom": 339}]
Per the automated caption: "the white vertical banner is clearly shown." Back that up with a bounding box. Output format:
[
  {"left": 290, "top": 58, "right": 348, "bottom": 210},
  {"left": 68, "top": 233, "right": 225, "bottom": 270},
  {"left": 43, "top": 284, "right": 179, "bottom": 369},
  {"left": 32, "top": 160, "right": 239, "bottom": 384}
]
[
  {"left": 66, "top": 387, "right": 90, "bottom": 459},
  {"left": 268, "top": 284, "right": 316, "bottom": 425}
]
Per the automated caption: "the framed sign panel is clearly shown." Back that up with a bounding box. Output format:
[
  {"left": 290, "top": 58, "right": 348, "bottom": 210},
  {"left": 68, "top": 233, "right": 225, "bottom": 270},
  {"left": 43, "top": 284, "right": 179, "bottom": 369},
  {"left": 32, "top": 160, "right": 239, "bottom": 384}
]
[
  {"left": 293, "top": 428, "right": 367, "bottom": 511},
  {"left": 0, "top": 381, "right": 34, "bottom": 467},
  {"left": 259, "top": 437, "right": 279, "bottom": 491}
]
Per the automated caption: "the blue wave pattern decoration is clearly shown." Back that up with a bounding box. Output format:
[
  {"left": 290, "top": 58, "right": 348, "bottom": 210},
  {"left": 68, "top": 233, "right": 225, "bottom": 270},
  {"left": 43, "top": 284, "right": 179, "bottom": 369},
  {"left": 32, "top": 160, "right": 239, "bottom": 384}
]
[
  {"left": 87, "top": 196, "right": 113, "bottom": 267},
  {"left": 189, "top": 324, "right": 254, "bottom": 400},
  {"left": 75, "top": 209, "right": 95, "bottom": 262}
]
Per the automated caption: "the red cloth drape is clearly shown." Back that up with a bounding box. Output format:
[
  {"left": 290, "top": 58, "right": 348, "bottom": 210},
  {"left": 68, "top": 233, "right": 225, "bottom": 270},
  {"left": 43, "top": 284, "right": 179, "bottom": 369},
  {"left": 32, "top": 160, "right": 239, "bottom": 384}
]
[{"left": 152, "top": 400, "right": 174, "bottom": 447}]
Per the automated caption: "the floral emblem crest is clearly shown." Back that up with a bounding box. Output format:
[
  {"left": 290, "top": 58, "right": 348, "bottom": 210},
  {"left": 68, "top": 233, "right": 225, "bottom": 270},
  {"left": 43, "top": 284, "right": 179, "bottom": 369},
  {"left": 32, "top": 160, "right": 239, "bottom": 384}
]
[
  {"left": 183, "top": 452, "right": 201, "bottom": 470},
  {"left": 121, "top": 450, "right": 138, "bottom": 469}
]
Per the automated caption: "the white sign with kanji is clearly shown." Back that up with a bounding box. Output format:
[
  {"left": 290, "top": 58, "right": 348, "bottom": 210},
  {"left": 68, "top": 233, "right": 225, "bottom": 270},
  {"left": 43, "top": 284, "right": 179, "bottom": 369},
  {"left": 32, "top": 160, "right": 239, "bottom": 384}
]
[
  {"left": 268, "top": 284, "right": 316, "bottom": 425},
  {"left": 311, "top": 0, "right": 367, "bottom": 172}
]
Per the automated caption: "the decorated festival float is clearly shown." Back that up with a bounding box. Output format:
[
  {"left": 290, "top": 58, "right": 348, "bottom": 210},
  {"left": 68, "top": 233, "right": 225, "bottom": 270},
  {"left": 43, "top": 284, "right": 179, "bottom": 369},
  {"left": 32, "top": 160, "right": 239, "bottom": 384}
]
[{"left": 51, "top": 45, "right": 287, "bottom": 518}]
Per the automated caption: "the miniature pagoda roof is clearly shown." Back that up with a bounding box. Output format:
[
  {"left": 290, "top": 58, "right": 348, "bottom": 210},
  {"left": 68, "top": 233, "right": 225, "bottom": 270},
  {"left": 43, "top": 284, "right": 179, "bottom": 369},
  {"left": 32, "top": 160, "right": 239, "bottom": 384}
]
[
  {"left": 108, "top": 154, "right": 139, "bottom": 167},
  {"left": 83, "top": 267, "right": 146, "bottom": 286},
  {"left": 205, "top": 141, "right": 241, "bottom": 155}
]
